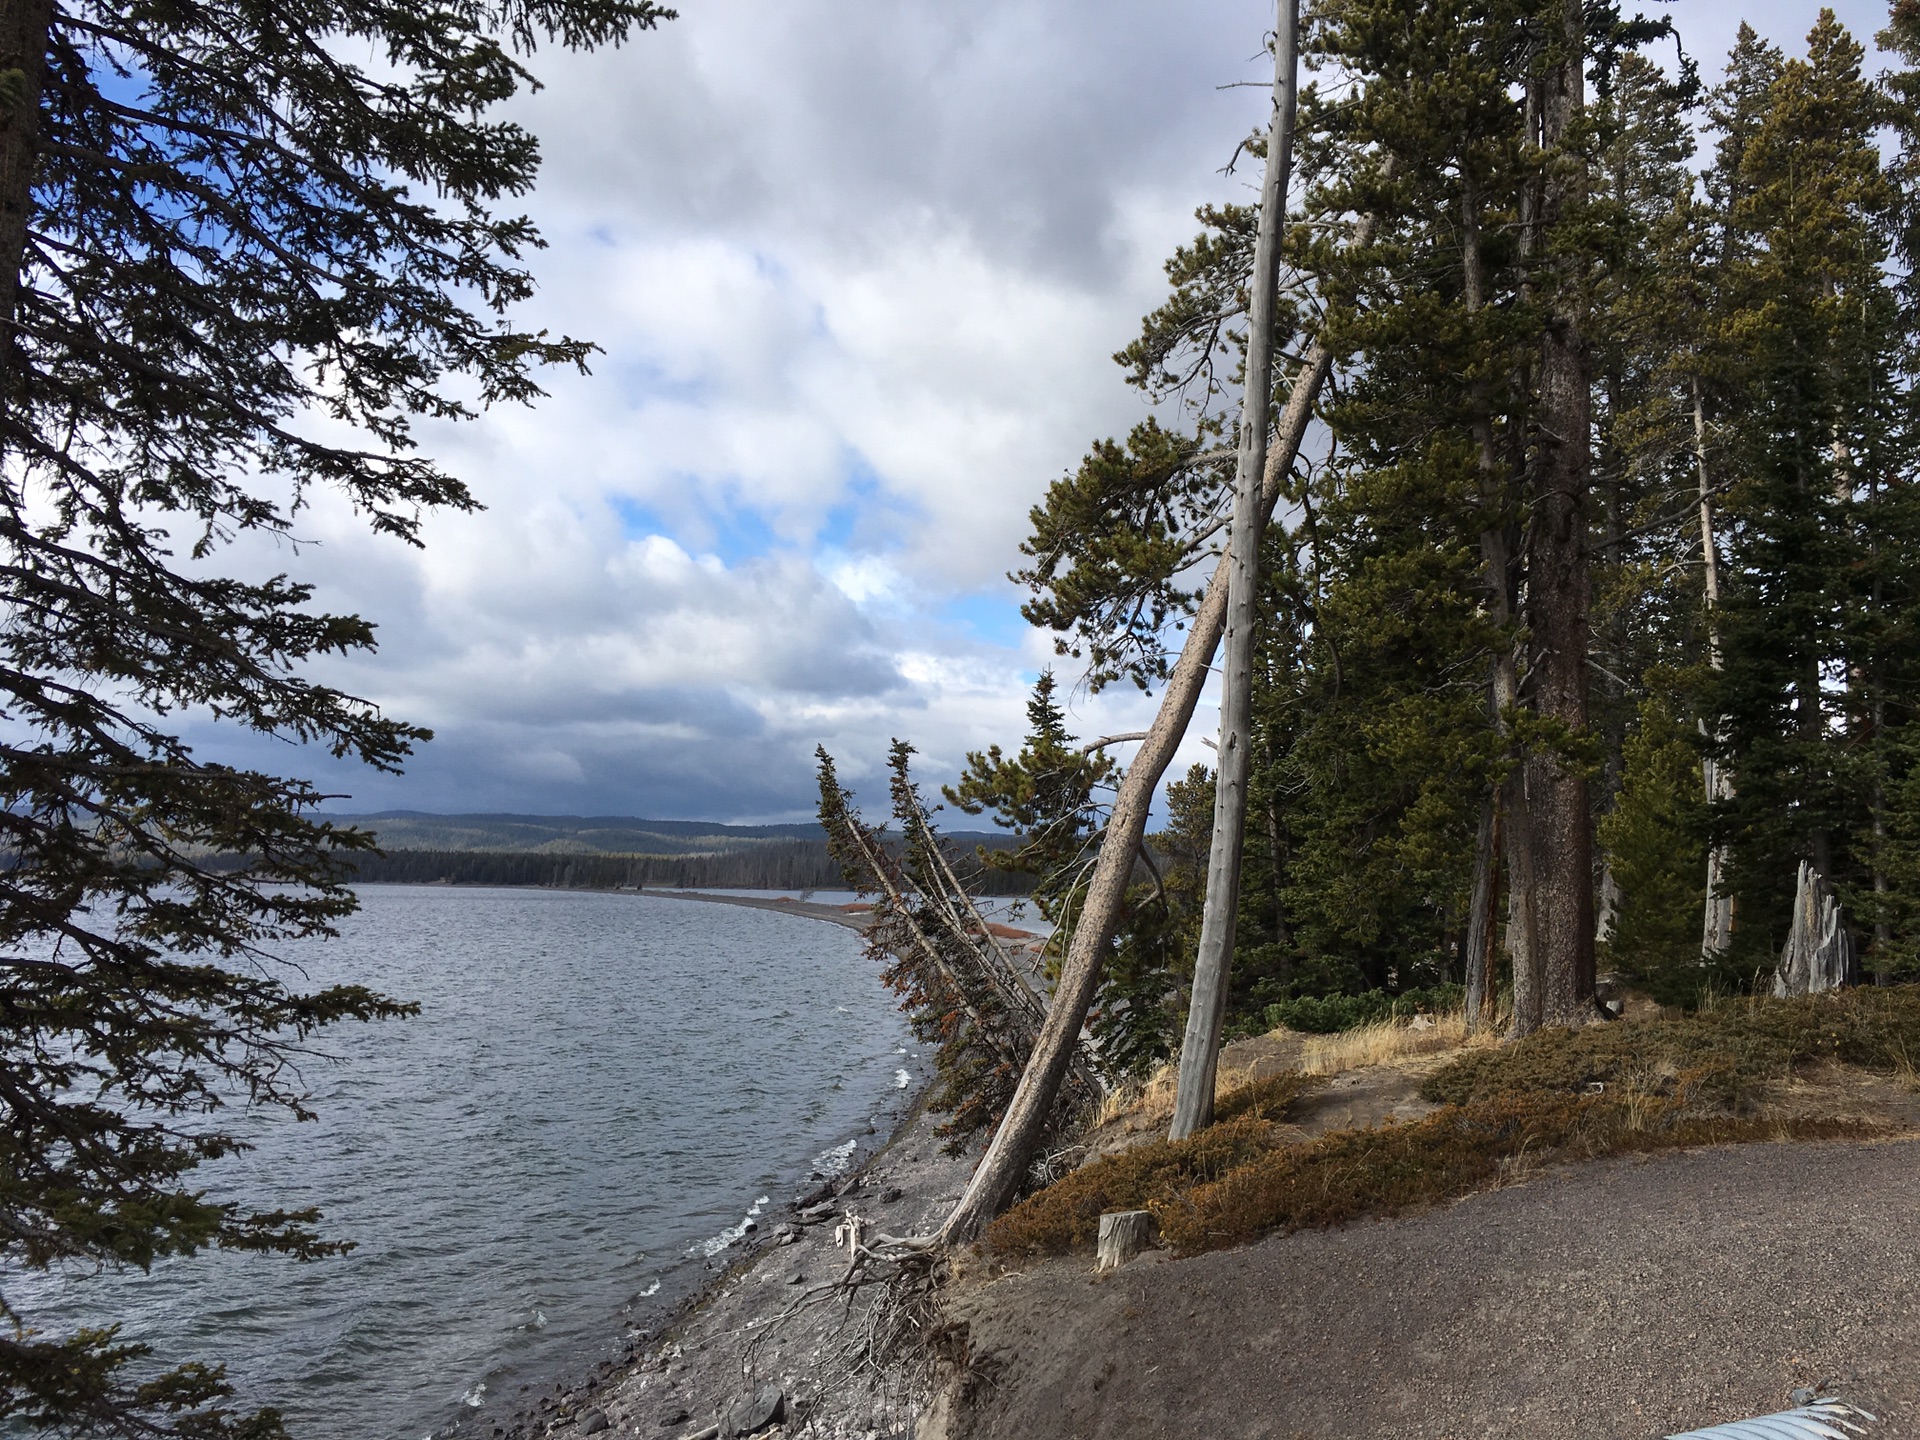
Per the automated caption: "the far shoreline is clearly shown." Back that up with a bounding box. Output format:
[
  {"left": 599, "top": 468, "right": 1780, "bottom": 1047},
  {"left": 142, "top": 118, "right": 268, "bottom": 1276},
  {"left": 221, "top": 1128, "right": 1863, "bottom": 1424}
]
[{"left": 348, "top": 876, "right": 875, "bottom": 931}]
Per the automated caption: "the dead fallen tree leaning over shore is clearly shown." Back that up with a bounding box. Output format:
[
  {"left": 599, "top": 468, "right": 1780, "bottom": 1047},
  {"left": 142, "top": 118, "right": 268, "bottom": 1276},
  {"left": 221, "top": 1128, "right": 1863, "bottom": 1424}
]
[
  {"left": 933, "top": 196, "right": 1388, "bottom": 1245},
  {"left": 817, "top": 742, "right": 1099, "bottom": 1155}
]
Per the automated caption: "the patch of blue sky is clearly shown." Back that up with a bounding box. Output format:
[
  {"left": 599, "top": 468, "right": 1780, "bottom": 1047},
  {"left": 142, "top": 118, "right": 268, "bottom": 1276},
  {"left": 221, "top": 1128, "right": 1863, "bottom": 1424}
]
[
  {"left": 818, "top": 457, "right": 922, "bottom": 552},
  {"left": 610, "top": 493, "right": 783, "bottom": 567},
  {"left": 937, "top": 590, "right": 1033, "bottom": 652}
]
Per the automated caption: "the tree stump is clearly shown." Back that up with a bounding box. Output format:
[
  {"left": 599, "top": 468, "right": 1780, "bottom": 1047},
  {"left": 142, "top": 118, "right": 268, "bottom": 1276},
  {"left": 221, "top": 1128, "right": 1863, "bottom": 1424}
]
[
  {"left": 1773, "top": 860, "right": 1858, "bottom": 996},
  {"left": 1096, "top": 1210, "right": 1156, "bottom": 1271}
]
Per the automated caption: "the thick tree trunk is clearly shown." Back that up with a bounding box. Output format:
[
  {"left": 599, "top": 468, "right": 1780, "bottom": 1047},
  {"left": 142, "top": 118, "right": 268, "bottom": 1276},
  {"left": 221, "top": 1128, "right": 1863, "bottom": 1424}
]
[
  {"left": 935, "top": 196, "right": 1386, "bottom": 1242},
  {"left": 1461, "top": 179, "right": 1525, "bottom": 1035},
  {"left": 1168, "top": 0, "right": 1299, "bottom": 1144},
  {"left": 0, "top": 0, "right": 51, "bottom": 348},
  {"left": 1463, "top": 791, "right": 1501, "bottom": 1029},
  {"left": 1520, "top": 6, "right": 1597, "bottom": 1033}
]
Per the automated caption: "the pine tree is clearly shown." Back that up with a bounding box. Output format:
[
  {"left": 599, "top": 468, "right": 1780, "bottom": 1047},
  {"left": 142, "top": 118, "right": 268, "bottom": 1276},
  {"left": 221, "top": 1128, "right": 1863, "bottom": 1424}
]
[
  {"left": 0, "top": 2, "right": 671, "bottom": 1433},
  {"left": 1704, "top": 12, "right": 1903, "bottom": 965}
]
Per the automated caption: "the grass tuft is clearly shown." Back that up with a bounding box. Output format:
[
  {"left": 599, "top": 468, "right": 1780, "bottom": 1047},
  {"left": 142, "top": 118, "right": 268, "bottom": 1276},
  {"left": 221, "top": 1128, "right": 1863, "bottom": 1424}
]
[{"left": 1301, "top": 1012, "right": 1474, "bottom": 1074}]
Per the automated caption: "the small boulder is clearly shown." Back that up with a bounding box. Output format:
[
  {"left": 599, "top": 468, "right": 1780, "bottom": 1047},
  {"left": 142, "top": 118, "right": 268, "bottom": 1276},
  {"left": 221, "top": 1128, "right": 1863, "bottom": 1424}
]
[
  {"left": 879, "top": 1186, "right": 904, "bottom": 1204},
  {"left": 722, "top": 1383, "right": 785, "bottom": 1437},
  {"left": 580, "top": 1410, "right": 611, "bottom": 1435}
]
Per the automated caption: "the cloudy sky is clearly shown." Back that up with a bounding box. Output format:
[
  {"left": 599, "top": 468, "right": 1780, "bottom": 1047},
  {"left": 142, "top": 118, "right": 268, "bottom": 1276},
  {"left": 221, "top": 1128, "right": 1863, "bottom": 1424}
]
[{"left": 205, "top": 0, "right": 1896, "bottom": 825}]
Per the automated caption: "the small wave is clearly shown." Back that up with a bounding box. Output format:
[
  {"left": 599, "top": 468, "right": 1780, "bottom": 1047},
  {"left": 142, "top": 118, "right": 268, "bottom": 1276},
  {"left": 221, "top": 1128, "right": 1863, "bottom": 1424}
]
[
  {"left": 642, "top": 1280, "right": 661, "bottom": 1297},
  {"left": 461, "top": 1383, "right": 486, "bottom": 1409},
  {"left": 810, "top": 1138, "right": 857, "bottom": 1177},
  {"left": 894, "top": 1068, "right": 912, "bottom": 1089},
  {"left": 691, "top": 1195, "right": 772, "bottom": 1258},
  {"left": 526, "top": 1310, "right": 548, "bottom": 1332}
]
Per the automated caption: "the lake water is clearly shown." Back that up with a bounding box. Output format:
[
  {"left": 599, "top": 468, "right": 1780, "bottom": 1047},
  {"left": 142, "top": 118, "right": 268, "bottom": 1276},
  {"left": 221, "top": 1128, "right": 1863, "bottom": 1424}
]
[{"left": 5, "top": 886, "right": 917, "bottom": 1440}]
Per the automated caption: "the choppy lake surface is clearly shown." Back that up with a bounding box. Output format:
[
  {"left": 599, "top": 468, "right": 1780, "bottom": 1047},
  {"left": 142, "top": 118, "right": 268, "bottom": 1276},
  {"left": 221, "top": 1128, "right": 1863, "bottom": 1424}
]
[{"left": 8, "top": 886, "right": 916, "bottom": 1440}]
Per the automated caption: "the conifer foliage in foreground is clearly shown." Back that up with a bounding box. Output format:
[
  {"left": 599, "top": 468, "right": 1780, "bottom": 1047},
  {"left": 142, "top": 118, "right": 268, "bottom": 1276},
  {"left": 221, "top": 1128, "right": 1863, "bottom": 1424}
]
[{"left": 0, "top": 1, "right": 670, "bottom": 1434}]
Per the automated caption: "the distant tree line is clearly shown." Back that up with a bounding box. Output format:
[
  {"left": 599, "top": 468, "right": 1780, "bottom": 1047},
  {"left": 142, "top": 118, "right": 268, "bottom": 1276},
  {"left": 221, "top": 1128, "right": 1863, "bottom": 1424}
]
[{"left": 328, "top": 838, "right": 1037, "bottom": 895}]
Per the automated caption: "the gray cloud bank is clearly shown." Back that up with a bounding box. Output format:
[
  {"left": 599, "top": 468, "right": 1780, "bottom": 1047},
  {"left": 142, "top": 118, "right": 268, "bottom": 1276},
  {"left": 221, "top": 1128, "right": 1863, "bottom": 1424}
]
[{"left": 192, "top": 0, "right": 1878, "bottom": 822}]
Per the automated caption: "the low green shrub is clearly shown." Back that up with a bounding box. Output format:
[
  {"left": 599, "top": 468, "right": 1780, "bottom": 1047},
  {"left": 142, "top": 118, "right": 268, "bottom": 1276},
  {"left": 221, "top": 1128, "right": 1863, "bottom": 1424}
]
[
  {"left": 1154, "top": 1093, "right": 1880, "bottom": 1255},
  {"left": 1262, "top": 984, "right": 1464, "bottom": 1035},
  {"left": 990, "top": 988, "right": 1920, "bottom": 1262}
]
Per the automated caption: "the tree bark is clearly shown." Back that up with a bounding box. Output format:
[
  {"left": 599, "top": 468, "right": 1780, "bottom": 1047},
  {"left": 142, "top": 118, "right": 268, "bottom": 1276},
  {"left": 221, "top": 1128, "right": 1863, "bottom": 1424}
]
[
  {"left": 1520, "top": 2, "right": 1598, "bottom": 1032},
  {"left": 935, "top": 194, "right": 1386, "bottom": 1242},
  {"left": 1463, "top": 791, "right": 1500, "bottom": 1029},
  {"left": 1168, "top": 0, "right": 1300, "bottom": 1144},
  {"left": 1462, "top": 176, "right": 1524, "bottom": 1035},
  {"left": 0, "top": 0, "right": 51, "bottom": 353}
]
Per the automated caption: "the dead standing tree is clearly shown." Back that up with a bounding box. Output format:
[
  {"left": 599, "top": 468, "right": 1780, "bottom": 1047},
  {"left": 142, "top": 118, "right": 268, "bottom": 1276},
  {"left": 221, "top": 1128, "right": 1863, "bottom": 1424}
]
[
  {"left": 1168, "top": 0, "right": 1301, "bottom": 1142},
  {"left": 931, "top": 199, "right": 1390, "bottom": 1243}
]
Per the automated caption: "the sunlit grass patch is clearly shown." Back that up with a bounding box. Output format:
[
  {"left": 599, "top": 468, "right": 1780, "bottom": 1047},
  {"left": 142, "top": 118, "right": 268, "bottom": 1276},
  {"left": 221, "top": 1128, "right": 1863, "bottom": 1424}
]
[{"left": 1301, "top": 1010, "right": 1478, "bottom": 1074}]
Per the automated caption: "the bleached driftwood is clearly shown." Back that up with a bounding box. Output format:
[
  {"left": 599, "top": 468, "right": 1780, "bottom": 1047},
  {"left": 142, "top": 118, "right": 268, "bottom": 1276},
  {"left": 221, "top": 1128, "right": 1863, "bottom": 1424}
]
[
  {"left": 1773, "top": 861, "right": 1858, "bottom": 996},
  {"left": 1096, "top": 1210, "right": 1156, "bottom": 1271}
]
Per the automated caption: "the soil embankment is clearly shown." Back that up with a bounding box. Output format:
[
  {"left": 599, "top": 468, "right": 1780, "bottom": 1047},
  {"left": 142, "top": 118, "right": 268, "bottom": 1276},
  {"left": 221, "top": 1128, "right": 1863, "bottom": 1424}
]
[{"left": 942, "top": 1136, "right": 1920, "bottom": 1440}]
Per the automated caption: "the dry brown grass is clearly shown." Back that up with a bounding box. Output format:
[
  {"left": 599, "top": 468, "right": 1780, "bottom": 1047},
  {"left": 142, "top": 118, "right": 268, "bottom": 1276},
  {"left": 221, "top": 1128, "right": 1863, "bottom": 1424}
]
[
  {"left": 1300, "top": 1011, "right": 1484, "bottom": 1074},
  {"left": 1099, "top": 1009, "right": 1480, "bottom": 1131}
]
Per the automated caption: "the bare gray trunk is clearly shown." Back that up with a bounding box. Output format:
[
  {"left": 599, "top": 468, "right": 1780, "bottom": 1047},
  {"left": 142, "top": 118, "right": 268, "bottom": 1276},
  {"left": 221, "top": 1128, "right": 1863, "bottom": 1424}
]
[
  {"left": 1168, "top": 0, "right": 1300, "bottom": 1143},
  {"left": 934, "top": 192, "right": 1387, "bottom": 1242},
  {"left": 1692, "top": 378, "right": 1735, "bottom": 958},
  {"left": 1462, "top": 176, "right": 1523, "bottom": 1035},
  {"left": 1463, "top": 792, "right": 1500, "bottom": 1028},
  {"left": 1773, "top": 861, "right": 1858, "bottom": 995}
]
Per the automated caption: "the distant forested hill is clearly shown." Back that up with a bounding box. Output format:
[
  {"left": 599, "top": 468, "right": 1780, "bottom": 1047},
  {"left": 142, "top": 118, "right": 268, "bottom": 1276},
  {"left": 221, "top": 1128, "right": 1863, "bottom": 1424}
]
[
  {"left": 321, "top": 812, "right": 1031, "bottom": 894},
  {"left": 324, "top": 811, "right": 823, "bottom": 856}
]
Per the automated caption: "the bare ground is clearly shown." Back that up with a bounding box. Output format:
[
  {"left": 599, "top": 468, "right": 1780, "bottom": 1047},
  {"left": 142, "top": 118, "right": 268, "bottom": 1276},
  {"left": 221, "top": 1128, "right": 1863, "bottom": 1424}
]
[{"left": 939, "top": 1134, "right": 1920, "bottom": 1440}]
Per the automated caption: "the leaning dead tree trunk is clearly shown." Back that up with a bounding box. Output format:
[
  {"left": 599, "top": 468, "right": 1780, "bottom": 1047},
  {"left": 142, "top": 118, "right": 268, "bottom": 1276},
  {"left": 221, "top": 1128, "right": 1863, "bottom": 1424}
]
[
  {"left": 1168, "top": 0, "right": 1300, "bottom": 1144},
  {"left": 934, "top": 197, "right": 1387, "bottom": 1244},
  {"left": 1773, "top": 860, "right": 1858, "bottom": 996}
]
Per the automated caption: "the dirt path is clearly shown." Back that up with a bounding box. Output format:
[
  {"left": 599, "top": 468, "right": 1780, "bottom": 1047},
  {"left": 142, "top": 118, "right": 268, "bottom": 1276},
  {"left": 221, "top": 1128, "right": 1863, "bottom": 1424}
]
[{"left": 944, "top": 1136, "right": 1920, "bottom": 1440}]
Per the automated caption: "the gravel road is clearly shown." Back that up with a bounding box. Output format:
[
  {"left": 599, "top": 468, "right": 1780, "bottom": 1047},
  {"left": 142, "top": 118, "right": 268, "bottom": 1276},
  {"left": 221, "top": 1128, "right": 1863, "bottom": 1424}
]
[{"left": 946, "top": 1137, "right": 1920, "bottom": 1440}]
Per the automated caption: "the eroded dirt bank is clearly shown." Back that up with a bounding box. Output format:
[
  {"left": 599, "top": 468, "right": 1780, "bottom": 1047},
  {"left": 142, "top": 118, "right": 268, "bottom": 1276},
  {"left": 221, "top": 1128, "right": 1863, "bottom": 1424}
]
[{"left": 943, "top": 1137, "right": 1920, "bottom": 1440}]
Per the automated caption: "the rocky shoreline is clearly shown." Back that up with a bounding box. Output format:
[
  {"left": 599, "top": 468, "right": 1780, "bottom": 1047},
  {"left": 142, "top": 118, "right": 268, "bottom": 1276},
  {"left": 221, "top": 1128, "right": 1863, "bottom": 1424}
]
[
  {"left": 478, "top": 1090, "right": 971, "bottom": 1440},
  {"left": 439, "top": 887, "right": 968, "bottom": 1440}
]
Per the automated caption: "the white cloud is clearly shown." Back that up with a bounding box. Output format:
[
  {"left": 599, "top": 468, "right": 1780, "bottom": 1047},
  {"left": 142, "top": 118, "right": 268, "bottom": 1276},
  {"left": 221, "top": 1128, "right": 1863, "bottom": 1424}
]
[{"left": 190, "top": 0, "right": 1894, "bottom": 822}]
